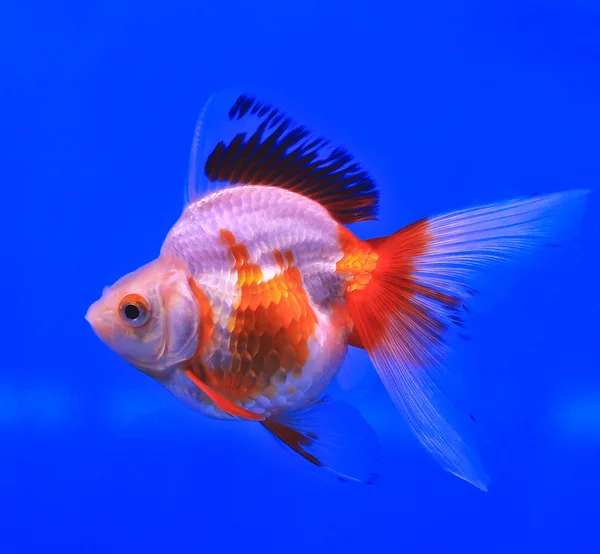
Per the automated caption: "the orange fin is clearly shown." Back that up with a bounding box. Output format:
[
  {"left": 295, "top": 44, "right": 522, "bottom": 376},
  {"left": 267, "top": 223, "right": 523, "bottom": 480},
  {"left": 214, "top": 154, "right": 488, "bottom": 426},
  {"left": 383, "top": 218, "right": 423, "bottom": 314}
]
[
  {"left": 185, "top": 91, "right": 379, "bottom": 224},
  {"left": 347, "top": 326, "right": 364, "bottom": 349},
  {"left": 261, "top": 397, "right": 380, "bottom": 484},
  {"left": 184, "top": 369, "right": 264, "bottom": 421},
  {"left": 346, "top": 190, "right": 589, "bottom": 491}
]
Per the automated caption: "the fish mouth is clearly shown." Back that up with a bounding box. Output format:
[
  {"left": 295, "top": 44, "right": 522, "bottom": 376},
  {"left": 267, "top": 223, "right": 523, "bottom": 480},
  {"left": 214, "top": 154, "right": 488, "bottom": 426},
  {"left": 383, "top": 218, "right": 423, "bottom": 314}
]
[{"left": 85, "top": 300, "right": 113, "bottom": 340}]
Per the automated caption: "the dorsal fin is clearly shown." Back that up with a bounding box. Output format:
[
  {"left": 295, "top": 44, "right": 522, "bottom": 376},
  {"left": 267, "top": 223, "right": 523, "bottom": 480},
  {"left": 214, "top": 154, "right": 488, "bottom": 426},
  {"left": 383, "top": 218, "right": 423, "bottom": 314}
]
[{"left": 186, "top": 90, "right": 379, "bottom": 224}]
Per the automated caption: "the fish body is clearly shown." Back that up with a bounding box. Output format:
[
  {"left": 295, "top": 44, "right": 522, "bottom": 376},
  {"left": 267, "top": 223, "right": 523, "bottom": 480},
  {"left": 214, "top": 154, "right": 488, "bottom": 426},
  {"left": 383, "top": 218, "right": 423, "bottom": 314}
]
[
  {"left": 159, "top": 185, "right": 357, "bottom": 420},
  {"left": 86, "top": 91, "right": 589, "bottom": 488}
]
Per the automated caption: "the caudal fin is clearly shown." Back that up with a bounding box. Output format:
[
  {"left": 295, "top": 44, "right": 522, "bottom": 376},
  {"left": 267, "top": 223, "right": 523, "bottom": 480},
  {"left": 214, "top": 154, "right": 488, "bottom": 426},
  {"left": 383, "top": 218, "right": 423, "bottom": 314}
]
[{"left": 345, "top": 189, "right": 590, "bottom": 491}]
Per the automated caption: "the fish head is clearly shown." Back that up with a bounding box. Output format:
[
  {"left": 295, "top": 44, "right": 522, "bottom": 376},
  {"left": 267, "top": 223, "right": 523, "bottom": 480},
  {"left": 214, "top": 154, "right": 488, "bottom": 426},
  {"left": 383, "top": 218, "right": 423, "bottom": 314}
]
[{"left": 85, "top": 257, "right": 200, "bottom": 374}]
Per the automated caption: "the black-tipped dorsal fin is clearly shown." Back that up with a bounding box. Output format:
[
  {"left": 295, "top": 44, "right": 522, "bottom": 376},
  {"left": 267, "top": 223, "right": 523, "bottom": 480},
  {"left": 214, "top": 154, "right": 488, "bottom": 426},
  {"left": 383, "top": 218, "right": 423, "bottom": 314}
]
[{"left": 186, "top": 90, "right": 379, "bottom": 224}]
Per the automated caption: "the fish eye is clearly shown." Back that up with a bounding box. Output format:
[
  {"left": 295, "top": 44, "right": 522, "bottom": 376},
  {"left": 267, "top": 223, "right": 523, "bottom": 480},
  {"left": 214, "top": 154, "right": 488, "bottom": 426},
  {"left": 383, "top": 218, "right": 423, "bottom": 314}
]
[{"left": 118, "top": 294, "right": 150, "bottom": 327}]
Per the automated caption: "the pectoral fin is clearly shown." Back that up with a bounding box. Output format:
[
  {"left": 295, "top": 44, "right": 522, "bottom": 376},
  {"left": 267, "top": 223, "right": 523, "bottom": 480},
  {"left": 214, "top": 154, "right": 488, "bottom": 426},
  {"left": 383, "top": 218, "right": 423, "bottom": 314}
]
[{"left": 184, "top": 368, "right": 264, "bottom": 421}]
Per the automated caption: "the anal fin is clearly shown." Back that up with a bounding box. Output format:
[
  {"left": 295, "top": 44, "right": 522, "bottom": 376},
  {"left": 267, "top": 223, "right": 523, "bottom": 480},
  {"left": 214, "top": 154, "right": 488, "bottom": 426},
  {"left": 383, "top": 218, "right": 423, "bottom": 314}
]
[{"left": 261, "top": 397, "right": 381, "bottom": 484}]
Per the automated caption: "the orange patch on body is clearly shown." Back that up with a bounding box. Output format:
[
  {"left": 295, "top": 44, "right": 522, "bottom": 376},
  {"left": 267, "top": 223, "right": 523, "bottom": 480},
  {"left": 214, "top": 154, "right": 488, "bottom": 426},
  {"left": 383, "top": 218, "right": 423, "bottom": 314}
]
[
  {"left": 336, "top": 226, "right": 379, "bottom": 292},
  {"left": 188, "top": 278, "right": 215, "bottom": 355},
  {"left": 285, "top": 250, "right": 294, "bottom": 266},
  {"left": 187, "top": 230, "right": 318, "bottom": 415},
  {"left": 274, "top": 249, "right": 285, "bottom": 270}
]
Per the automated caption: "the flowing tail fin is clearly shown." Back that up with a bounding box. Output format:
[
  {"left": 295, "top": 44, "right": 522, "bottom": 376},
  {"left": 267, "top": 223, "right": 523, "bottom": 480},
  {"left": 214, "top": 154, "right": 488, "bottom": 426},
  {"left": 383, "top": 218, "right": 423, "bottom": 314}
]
[{"left": 345, "top": 190, "right": 590, "bottom": 491}]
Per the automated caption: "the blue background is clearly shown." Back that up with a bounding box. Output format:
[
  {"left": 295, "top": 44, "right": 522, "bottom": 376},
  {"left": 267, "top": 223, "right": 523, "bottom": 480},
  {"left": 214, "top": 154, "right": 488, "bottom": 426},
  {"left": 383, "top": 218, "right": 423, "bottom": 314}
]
[{"left": 3, "top": 1, "right": 600, "bottom": 552}]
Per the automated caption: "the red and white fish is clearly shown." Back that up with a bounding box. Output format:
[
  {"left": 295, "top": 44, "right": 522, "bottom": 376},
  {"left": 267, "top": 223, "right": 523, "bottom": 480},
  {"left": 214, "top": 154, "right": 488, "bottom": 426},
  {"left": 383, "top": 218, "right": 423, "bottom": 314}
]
[{"left": 86, "top": 91, "right": 589, "bottom": 489}]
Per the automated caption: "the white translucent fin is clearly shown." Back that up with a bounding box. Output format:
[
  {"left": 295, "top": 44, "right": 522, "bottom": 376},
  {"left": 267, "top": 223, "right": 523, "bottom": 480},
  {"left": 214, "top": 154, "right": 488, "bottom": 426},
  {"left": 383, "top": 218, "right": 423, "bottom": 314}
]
[
  {"left": 347, "top": 190, "right": 590, "bottom": 491},
  {"left": 262, "top": 397, "right": 381, "bottom": 485}
]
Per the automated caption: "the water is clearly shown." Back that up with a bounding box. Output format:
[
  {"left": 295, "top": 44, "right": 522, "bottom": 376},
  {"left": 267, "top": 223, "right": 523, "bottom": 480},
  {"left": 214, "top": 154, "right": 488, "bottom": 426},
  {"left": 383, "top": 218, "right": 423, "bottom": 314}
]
[{"left": 3, "top": 1, "right": 600, "bottom": 552}]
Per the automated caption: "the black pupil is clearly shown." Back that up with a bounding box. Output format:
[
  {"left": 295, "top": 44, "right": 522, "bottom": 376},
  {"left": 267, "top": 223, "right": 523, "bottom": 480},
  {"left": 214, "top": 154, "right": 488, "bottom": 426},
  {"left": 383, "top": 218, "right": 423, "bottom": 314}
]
[{"left": 124, "top": 303, "right": 140, "bottom": 320}]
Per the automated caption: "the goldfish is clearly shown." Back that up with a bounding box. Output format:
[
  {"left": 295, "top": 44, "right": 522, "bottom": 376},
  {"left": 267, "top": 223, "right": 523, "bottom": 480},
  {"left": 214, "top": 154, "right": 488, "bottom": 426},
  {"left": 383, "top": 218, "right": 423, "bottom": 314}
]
[{"left": 86, "top": 91, "right": 589, "bottom": 489}]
